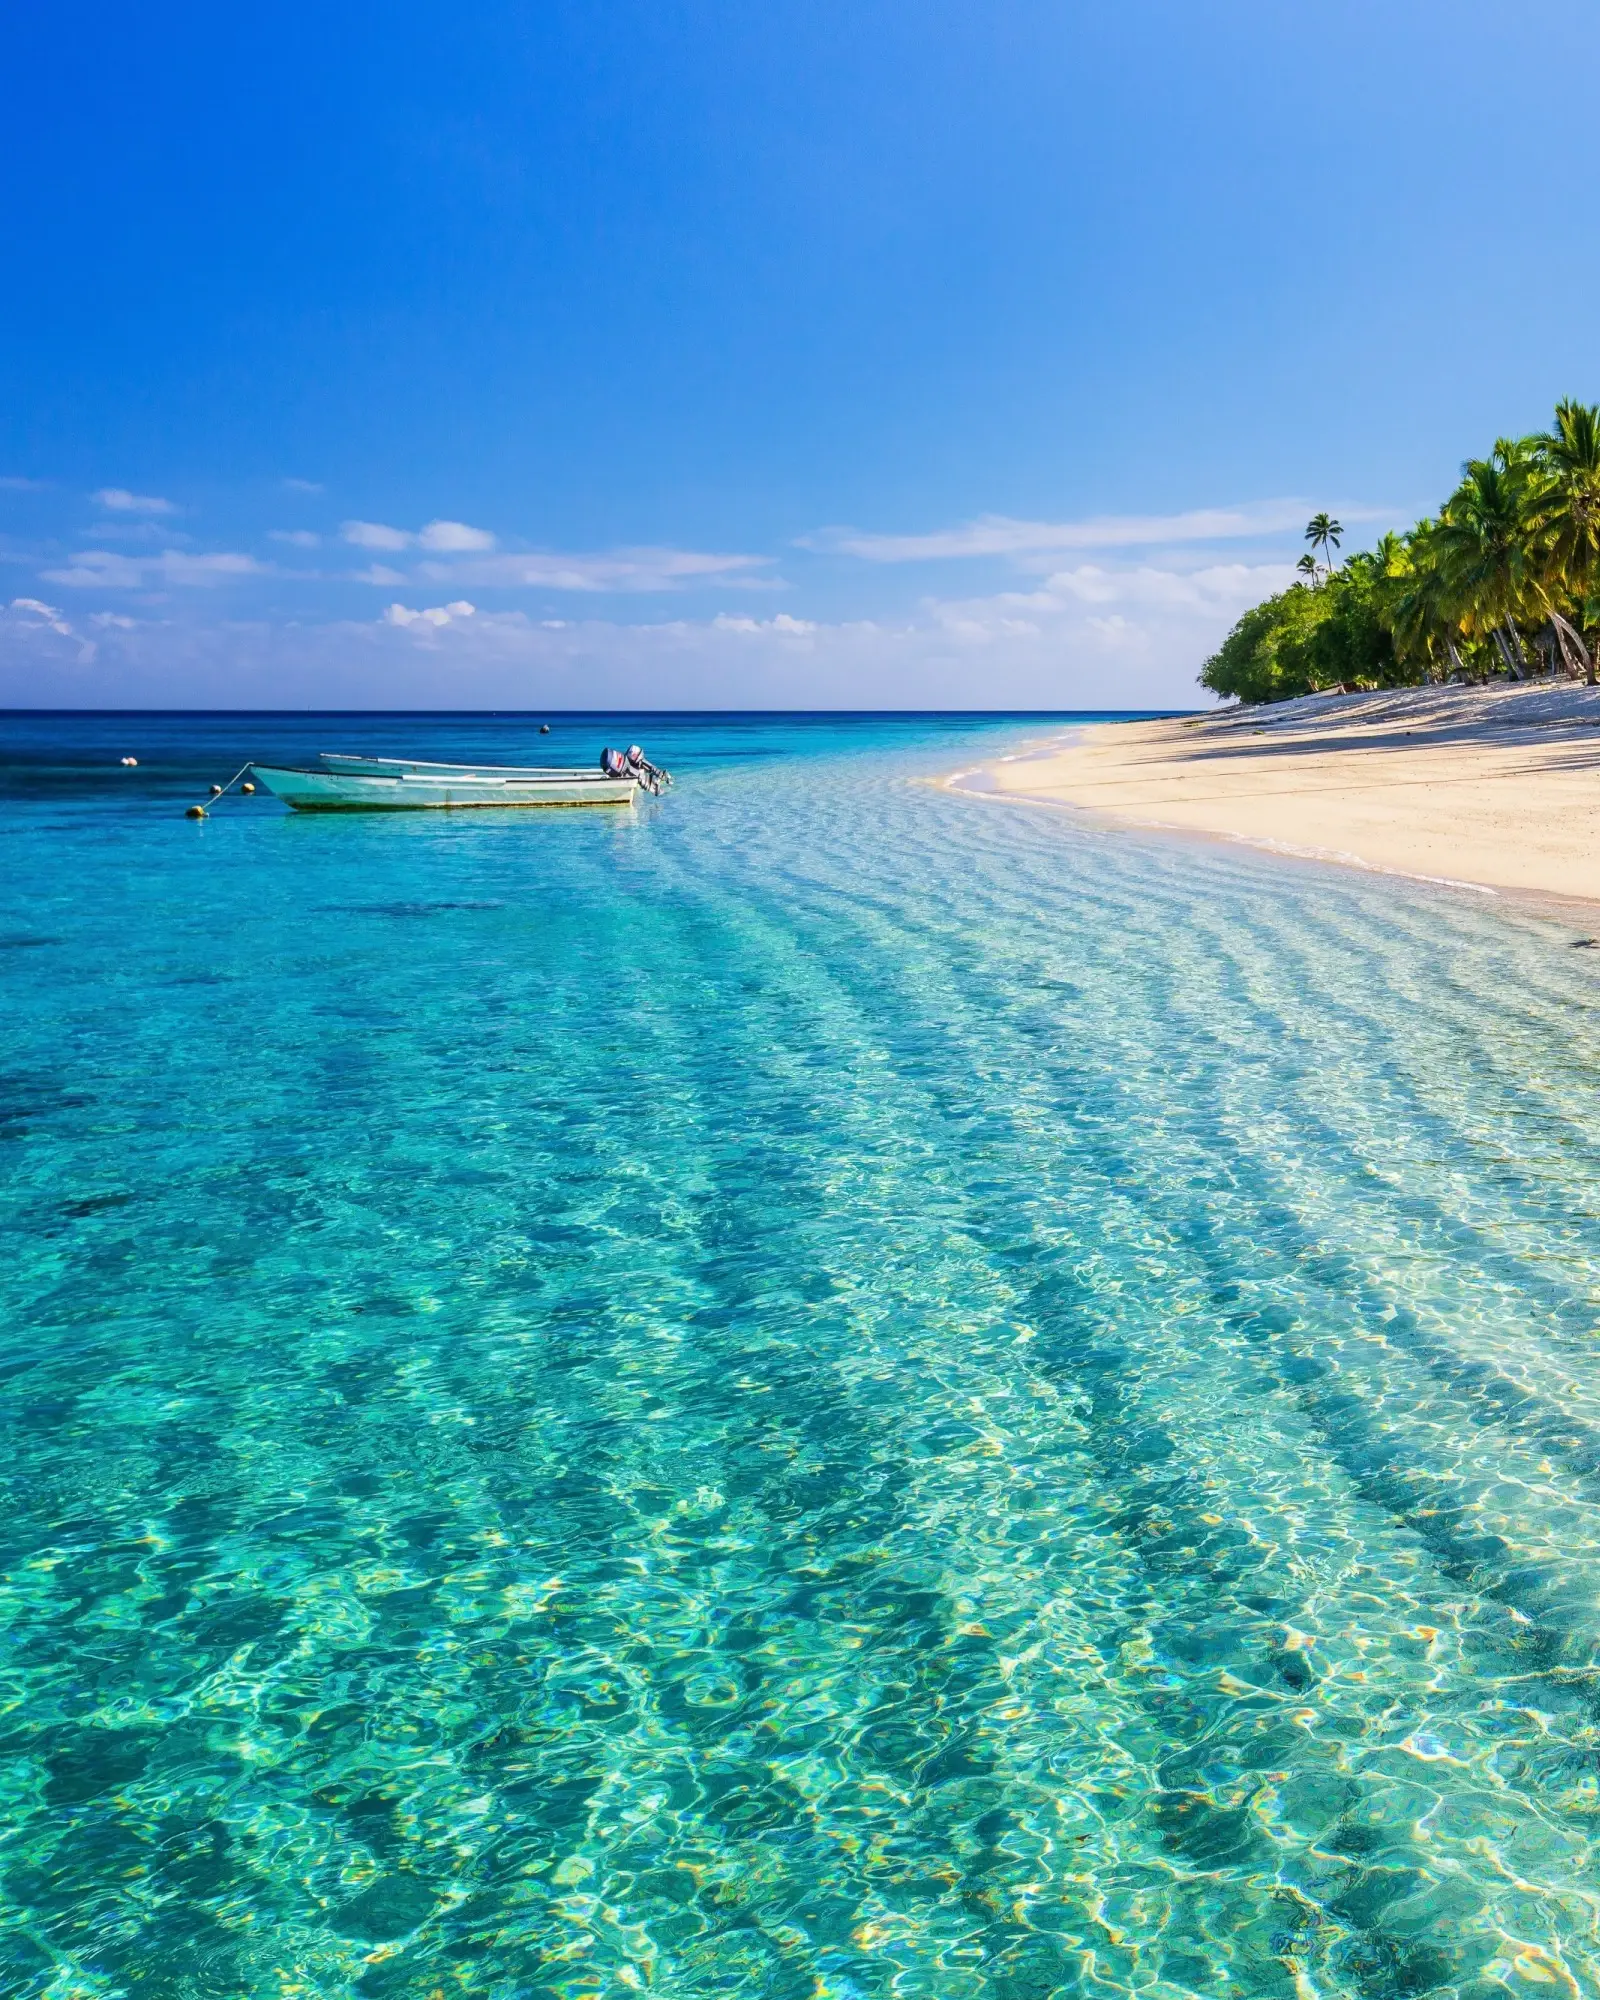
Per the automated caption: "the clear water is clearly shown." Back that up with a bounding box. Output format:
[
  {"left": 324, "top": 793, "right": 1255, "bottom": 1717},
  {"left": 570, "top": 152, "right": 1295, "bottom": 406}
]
[{"left": 5, "top": 710, "right": 1600, "bottom": 2000}]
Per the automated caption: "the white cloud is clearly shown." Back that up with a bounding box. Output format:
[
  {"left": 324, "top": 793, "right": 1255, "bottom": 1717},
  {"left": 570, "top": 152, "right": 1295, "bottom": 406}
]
[
  {"left": 41, "top": 549, "right": 263, "bottom": 589},
  {"left": 1, "top": 595, "right": 94, "bottom": 663},
  {"left": 282, "top": 477, "right": 324, "bottom": 493},
  {"left": 43, "top": 552, "right": 144, "bottom": 588},
  {"left": 711, "top": 612, "right": 817, "bottom": 636},
  {"left": 8, "top": 596, "right": 76, "bottom": 636},
  {"left": 341, "top": 517, "right": 496, "bottom": 553},
  {"left": 342, "top": 519, "right": 413, "bottom": 550},
  {"left": 336, "top": 520, "right": 764, "bottom": 592},
  {"left": 269, "top": 529, "right": 320, "bottom": 547},
  {"left": 93, "top": 487, "right": 177, "bottom": 515},
  {"left": 417, "top": 519, "right": 495, "bottom": 552},
  {"left": 164, "top": 553, "right": 259, "bottom": 585},
  {"left": 0, "top": 475, "right": 43, "bottom": 491},
  {"left": 923, "top": 559, "right": 1289, "bottom": 643},
  {"left": 808, "top": 502, "right": 1391, "bottom": 563},
  {"left": 421, "top": 547, "right": 772, "bottom": 592},
  {"left": 350, "top": 564, "right": 406, "bottom": 585},
  {"left": 384, "top": 600, "right": 476, "bottom": 628}
]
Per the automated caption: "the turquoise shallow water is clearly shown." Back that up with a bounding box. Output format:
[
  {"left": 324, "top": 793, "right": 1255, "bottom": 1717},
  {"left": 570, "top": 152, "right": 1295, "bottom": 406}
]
[{"left": 6, "top": 711, "right": 1600, "bottom": 2000}]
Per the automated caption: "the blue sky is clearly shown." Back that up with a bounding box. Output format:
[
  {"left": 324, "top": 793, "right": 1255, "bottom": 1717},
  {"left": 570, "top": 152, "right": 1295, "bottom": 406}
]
[{"left": 5, "top": 0, "right": 1600, "bottom": 708}]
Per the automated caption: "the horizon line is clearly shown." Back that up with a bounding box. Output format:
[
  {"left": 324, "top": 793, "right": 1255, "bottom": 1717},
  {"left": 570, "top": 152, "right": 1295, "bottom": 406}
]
[{"left": 0, "top": 704, "right": 1199, "bottom": 717}]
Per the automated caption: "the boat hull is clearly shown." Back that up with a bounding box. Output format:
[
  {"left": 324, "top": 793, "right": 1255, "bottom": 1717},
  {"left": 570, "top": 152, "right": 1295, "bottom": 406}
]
[{"left": 252, "top": 765, "right": 638, "bottom": 810}]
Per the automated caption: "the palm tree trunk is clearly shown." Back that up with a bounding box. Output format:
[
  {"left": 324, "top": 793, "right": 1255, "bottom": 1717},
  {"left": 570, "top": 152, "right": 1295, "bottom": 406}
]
[
  {"left": 1496, "top": 624, "right": 1528, "bottom": 680},
  {"left": 1553, "top": 611, "right": 1596, "bottom": 685}
]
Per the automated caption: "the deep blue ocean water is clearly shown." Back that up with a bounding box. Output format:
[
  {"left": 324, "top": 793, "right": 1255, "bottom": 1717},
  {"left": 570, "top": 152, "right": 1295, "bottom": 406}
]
[{"left": 5, "top": 710, "right": 1600, "bottom": 2000}]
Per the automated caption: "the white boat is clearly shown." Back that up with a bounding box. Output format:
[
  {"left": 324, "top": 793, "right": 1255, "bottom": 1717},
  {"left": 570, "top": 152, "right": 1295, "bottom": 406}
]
[
  {"left": 316, "top": 750, "right": 670, "bottom": 795},
  {"left": 252, "top": 758, "right": 640, "bottom": 811}
]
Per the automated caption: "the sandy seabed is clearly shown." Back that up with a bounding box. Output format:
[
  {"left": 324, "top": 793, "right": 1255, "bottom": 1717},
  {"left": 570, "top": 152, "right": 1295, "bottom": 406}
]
[{"left": 951, "top": 682, "right": 1600, "bottom": 908}]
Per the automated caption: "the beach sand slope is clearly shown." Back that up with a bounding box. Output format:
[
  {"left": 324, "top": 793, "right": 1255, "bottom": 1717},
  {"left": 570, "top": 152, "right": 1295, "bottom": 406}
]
[{"left": 958, "top": 684, "right": 1600, "bottom": 903}]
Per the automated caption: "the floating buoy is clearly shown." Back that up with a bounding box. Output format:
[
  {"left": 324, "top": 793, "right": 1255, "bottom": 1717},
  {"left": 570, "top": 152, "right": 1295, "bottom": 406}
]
[
  {"left": 209, "top": 783, "right": 224, "bottom": 795},
  {"left": 185, "top": 804, "right": 207, "bottom": 819},
  {"left": 120, "top": 756, "right": 137, "bottom": 767},
  {"left": 241, "top": 781, "right": 256, "bottom": 794},
  {"left": 540, "top": 723, "right": 551, "bottom": 734}
]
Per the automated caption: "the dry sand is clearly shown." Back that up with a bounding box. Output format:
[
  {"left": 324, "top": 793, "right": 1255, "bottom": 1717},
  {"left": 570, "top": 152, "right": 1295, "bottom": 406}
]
[{"left": 948, "top": 683, "right": 1600, "bottom": 907}]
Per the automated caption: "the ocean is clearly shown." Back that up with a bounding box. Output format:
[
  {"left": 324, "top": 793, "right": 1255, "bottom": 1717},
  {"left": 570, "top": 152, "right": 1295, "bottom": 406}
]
[{"left": 3, "top": 710, "right": 1600, "bottom": 1999}]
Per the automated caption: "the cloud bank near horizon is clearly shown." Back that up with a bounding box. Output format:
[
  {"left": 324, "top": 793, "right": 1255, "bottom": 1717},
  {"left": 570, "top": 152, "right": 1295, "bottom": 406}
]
[
  {"left": 0, "top": 553, "right": 1292, "bottom": 709},
  {"left": 0, "top": 484, "right": 1380, "bottom": 705}
]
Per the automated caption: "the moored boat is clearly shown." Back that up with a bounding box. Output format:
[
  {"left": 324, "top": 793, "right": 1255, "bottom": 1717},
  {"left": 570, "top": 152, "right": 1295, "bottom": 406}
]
[
  {"left": 189, "top": 746, "right": 671, "bottom": 816},
  {"left": 251, "top": 762, "right": 640, "bottom": 810}
]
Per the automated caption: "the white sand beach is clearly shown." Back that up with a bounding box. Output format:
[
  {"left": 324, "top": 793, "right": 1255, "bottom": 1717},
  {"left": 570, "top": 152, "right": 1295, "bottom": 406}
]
[{"left": 952, "top": 683, "right": 1600, "bottom": 906}]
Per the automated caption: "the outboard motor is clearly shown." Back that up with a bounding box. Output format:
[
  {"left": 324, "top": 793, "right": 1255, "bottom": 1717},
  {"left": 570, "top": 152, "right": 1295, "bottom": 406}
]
[{"left": 601, "top": 743, "right": 672, "bottom": 794}]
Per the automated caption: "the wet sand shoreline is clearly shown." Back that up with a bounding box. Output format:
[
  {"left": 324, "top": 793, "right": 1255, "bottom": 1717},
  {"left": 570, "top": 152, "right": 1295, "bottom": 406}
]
[{"left": 946, "top": 684, "right": 1600, "bottom": 911}]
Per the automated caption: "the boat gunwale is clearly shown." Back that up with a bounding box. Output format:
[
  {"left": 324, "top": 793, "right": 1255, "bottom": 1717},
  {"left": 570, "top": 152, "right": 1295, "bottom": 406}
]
[{"left": 318, "top": 752, "right": 604, "bottom": 778}]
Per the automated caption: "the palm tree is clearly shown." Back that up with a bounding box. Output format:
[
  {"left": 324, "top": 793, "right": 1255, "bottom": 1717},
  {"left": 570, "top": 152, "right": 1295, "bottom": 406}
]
[
  {"left": 1371, "top": 530, "right": 1406, "bottom": 576},
  {"left": 1306, "top": 512, "right": 1343, "bottom": 575},
  {"left": 1532, "top": 399, "right": 1600, "bottom": 682},
  {"left": 1296, "top": 552, "right": 1319, "bottom": 583},
  {"left": 1430, "top": 457, "right": 1548, "bottom": 680},
  {"left": 1385, "top": 521, "right": 1462, "bottom": 683}
]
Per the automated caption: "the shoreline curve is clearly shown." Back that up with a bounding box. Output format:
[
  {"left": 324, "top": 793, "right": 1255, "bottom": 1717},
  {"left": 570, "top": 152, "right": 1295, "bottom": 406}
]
[{"left": 942, "top": 683, "right": 1600, "bottom": 916}]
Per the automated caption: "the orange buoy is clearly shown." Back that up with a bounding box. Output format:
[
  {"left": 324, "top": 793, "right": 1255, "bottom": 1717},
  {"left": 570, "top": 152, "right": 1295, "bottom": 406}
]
[
  {"left": 241, "top": 781, "right": 256, "bottom": 794},
  {"left": 185, "top": 804, "right": 207, "bottom": 819}
]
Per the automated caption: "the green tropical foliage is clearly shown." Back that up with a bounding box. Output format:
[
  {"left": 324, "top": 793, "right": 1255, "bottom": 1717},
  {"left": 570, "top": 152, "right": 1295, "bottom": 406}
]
[{"left": 1201, "top": 402, "right": 1600, "bottom": 700}]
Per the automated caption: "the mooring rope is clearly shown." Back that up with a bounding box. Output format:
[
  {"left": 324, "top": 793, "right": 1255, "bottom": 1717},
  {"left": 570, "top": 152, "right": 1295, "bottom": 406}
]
[{"left": 184, "top": 763, "right": 254, "bottom": 818}]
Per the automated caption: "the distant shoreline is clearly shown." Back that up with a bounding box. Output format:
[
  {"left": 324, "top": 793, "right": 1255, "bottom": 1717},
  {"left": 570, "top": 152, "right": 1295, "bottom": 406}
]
[{"left": 945, "top": 682, "right": 1600, "bottom": 910}]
